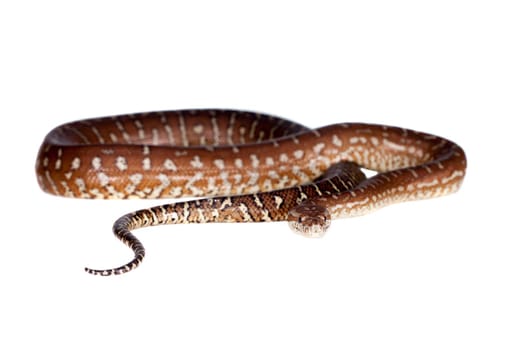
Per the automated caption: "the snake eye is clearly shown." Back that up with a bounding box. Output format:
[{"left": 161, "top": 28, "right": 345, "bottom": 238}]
[{"left": 287, "top": 201, "right": 331, "bottom": 238}]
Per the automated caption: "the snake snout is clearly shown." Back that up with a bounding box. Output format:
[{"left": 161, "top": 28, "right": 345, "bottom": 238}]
[{"left": 287, "top": 201, "right": 331, "bottom": 238}]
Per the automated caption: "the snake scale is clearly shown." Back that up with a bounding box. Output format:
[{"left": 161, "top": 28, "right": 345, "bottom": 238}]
[{"left": 35, "top": 109, "right": 467, "bottom": 276}]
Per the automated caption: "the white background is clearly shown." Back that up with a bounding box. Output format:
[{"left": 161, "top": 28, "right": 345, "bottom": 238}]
[{"left": 1, "top": 1, "right": 524, "bottom": 349}]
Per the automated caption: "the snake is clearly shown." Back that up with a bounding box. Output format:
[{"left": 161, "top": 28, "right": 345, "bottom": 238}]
[{"left": 35, "top": 109, "right": 467, "bottom": 276}]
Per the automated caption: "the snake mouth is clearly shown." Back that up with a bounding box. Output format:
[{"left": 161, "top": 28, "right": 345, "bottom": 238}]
[{"left": 288, "top": 219, "right": 331, "bottom": 238}]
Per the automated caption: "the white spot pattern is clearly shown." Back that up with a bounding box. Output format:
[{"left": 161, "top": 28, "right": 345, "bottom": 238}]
[{"left": 116, "top": 156, "right": 127, "bottom": 171}]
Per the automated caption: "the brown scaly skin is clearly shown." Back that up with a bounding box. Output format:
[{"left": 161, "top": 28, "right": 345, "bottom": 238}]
[
  {"left": 36, "top": 109, "right": 467, "bottom": 276},
  {"left": 85, "top": 161, "right": 366, "bottom": 276}
]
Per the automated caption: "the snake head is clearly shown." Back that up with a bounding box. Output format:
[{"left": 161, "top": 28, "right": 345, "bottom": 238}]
[{"left": 287, "top": 200, "right": 331, "bottom": 238}]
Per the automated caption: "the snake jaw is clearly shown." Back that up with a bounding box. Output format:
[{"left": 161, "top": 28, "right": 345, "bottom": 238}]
[{"left": 287, "top": 201, "right": 331, "bottom": 238}]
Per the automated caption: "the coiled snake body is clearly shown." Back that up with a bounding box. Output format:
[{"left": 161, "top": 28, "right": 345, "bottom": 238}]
[{"left": 36, "top": 109, "right": 467, "bottom": 276}]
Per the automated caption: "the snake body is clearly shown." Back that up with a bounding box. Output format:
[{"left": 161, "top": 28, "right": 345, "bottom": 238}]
[{"left": 35, "top": 109, "right": 467, "bottom": 276}]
